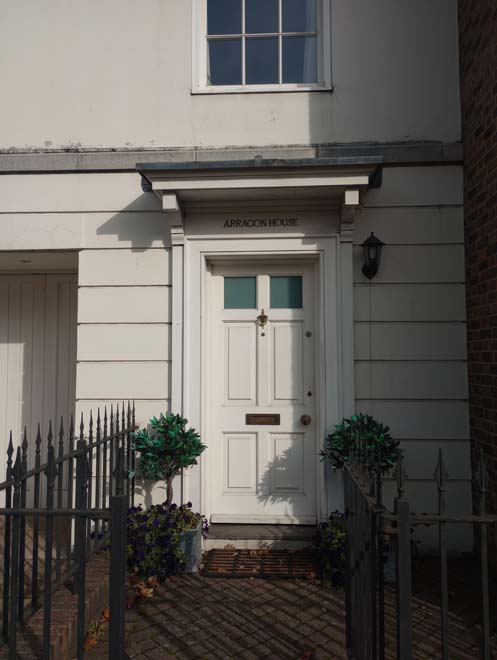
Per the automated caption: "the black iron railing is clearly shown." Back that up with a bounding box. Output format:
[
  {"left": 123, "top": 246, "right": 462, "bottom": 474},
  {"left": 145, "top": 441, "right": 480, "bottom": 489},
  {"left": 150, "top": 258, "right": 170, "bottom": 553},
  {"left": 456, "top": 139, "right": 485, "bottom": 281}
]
[
  {"left": 344, "top": 447, "right": 497, "bottom": 660},
  {"left": 0, "top": 403, "right": 135, "bottom": 659}
]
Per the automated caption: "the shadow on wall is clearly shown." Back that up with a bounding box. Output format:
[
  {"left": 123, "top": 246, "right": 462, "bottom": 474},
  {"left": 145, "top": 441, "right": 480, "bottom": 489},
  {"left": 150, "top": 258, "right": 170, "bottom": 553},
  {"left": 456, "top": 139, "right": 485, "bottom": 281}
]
[{"left": 95, "top": 191, "right": 171, "bottom": 252}]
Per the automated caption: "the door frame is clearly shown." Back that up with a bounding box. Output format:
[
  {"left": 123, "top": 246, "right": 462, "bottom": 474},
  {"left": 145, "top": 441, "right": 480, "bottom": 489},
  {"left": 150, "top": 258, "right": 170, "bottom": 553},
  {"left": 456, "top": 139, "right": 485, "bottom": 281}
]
[
  {"left": 183, "top": 233, "right": 346, "bottom": 524},
  {"left": 207, "top": 258, "right": 319, "bottom": 524}
]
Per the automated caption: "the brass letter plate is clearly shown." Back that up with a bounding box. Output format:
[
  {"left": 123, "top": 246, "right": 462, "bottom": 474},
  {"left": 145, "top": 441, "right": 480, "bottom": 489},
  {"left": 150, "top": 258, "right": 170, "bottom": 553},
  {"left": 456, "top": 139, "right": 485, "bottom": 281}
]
[{"left": 245, "top": 413, "right": 280, "bottom": 425}]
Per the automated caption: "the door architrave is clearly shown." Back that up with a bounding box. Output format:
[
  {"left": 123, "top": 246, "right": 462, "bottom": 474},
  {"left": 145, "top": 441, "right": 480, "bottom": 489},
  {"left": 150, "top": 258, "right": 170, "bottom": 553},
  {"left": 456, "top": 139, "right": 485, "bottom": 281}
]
[{"left": 183, "top": 234, "right": 346, "bottom": 524}]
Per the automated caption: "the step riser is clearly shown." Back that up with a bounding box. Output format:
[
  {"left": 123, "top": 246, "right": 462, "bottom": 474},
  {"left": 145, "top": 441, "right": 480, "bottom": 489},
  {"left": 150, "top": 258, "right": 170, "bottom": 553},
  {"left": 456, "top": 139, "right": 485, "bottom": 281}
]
[{"left": 204, "top": 538, "right": 312, "bottom": 551}]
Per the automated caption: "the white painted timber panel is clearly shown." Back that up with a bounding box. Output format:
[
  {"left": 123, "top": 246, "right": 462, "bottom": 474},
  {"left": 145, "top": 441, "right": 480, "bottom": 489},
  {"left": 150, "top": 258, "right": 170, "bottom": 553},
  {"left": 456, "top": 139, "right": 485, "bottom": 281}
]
[
  {"left": 382, "top": 479, "right": 472, "bottom": 553},
  {"left": 354, "top": 323, "right": 467, "bottom": 361},
  {"left": 270, "top": 434, "right": 304, "bottom": 491},
  {"left": 79, "top": 249, "right": 170, "bottom": 286},
  {"left": 76, "top": 362, "right": 169, "bottom": 400},
  {"left": 0, "top": 174, "right": 161, "bottom": 213},
  {"left": 224, "top": 324, "right": 256, "bottom": 404},
  {"left": 271, "top": 323, "right": 304, "bottom": 404},
  {"left": 354, "top": 284, "right": 466, "bottom": 322},
  {"left": 78, "top": 324, "right": 170, "bottom": 361},
  {"left": 76, "top": 399, "right": 170, "bottom": 429},
  {"left": 225, "top": 434, "right": 257, "bottom": 491},
  {"left": 399, "top": 439, "right": 471, "bottom": 480},
  {"left": 362, "top": 167, "right": 463, "bottom": 208},
  {"left": 355, "top": 362, "right": 468, "bottom": 400},
  {"left": 357, "top": 401, "right": 469, "bottom": 440},
  {"left": 354, "top": 207, "right": 464, "bottom": 245},
  {"left": 0, "top": 274, "right": 77, "bottom": 458},
  {"left": 353, "top": 245, "right": 465, "bottom": 284},
  {"left": 78, "top": 287, "right": 171, "bottom": 323},
  {"left": 82, "top": 212, "right": 171, "bottom": 249},
  {"left": 0, "top": 212, "right": 170, "bottom": 251}
]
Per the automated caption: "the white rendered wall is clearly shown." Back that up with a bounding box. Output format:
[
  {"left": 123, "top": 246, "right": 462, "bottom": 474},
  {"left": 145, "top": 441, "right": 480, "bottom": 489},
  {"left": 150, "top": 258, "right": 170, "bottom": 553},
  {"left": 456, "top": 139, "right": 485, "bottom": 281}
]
[
  {"left": 0, "top": 0, "right": 460, "bottom": 150},
  {"left": 0, "top": 165, "right": 471, "bottom": 540},
  {"left": 355, "top": 166, "right": 470, "bottom": 553},
  {"left": 0, "top": 171, "right": 171, "bottom": 431}
]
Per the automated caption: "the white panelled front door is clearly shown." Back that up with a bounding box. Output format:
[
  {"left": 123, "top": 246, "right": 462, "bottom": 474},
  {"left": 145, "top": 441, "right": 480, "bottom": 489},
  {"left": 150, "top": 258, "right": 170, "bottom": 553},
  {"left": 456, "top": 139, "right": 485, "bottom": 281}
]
[{"left": 209, "top": 262, "right": 317, "bottom": 524}]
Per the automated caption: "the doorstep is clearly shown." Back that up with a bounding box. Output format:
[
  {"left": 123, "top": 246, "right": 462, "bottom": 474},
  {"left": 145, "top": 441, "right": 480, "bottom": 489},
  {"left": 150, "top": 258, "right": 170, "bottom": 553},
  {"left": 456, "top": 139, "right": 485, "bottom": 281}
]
[{"left": 204, "top": 524, "right": 316, "bottom": 550}]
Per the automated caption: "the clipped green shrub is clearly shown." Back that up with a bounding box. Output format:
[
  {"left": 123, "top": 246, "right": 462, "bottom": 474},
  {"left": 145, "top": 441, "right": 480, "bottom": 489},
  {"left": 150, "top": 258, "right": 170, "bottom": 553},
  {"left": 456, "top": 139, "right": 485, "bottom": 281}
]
[
  {"left": 320, "top": 413, "right": 400, "bottom": 474},
  {"left": 132, "top": 413, "right": 206, "bottom": 505}
]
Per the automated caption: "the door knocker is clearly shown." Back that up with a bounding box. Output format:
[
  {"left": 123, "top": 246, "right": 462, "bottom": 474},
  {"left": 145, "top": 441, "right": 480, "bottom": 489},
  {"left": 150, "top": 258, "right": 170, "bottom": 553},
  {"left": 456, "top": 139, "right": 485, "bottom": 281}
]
[
  {"left": 256, "top": 309, "right": 268, "bottom": 328},
  {"left": 257, "top": 309, "right": 268, "bottom": 336}
]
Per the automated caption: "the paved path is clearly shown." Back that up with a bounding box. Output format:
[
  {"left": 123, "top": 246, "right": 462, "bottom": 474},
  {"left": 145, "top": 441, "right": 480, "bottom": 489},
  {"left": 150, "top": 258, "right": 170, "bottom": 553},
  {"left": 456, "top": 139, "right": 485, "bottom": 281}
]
[
  {"left": 88, "top": 575, "right": 347, "bottom": 659},
  {"left": 86, "top": 572, "right": 497, "bottom": 659}
]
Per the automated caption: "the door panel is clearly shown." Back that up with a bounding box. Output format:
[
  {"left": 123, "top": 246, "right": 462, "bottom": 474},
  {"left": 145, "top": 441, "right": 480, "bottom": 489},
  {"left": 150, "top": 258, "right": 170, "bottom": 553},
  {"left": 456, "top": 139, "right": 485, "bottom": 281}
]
[
  {"left": 224, "top": 323, "right": 257, "bottom": 404},
  {"left": 270, "top": 322, "right": 304, "bottom": 403},
  {"left": 0, "top": 274, "right": 77, "bottom": 461},
  {"left": 209, "top": 262, "right": 317, "bottom": 524},
  {"left": 270, "top": 433, "right": 305, "bottom": 492},
  {"left": 225, "top": 433, "right": 257, "bottom": 492}
]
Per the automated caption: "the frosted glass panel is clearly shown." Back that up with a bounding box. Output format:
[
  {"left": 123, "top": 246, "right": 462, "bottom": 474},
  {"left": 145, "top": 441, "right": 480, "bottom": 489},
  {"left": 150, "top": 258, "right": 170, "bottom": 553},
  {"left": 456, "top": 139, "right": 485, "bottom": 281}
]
[
  {"left": 270, "top": 276, "right": 303, "bottom": 308},
  {"left": 224, "top": 277, "right": 257, "bottom": 309}
]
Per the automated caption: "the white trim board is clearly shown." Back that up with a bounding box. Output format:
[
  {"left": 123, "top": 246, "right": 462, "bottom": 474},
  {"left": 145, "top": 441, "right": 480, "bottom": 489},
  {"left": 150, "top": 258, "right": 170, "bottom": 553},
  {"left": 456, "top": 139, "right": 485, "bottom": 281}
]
[{"left": 181, "top": 230, "right": 351, "bottom": 523}]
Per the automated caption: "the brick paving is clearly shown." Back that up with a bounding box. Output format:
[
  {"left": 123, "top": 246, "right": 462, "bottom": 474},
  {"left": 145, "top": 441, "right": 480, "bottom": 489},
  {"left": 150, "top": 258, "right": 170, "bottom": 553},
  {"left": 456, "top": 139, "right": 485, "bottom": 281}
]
[
  {"left": 86, "top": 575, "right": 347, "bottom": 659},
  {"left": 84, "top": 567, "right": 497, "bottom": 659}
]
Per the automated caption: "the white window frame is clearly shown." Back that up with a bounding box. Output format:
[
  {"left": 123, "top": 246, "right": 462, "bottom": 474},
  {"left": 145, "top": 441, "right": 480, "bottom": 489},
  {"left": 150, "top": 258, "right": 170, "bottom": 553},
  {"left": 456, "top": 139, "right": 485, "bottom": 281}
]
[{"left": 192, "top": 0, "right": 332, "bottom": 94}]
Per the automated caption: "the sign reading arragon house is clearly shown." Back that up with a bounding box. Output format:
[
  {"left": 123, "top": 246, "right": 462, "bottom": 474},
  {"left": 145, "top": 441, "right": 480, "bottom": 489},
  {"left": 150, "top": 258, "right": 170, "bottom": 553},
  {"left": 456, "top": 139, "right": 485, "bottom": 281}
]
[{"left": 223, "top": 218, "right": 300, "bottom": 229}]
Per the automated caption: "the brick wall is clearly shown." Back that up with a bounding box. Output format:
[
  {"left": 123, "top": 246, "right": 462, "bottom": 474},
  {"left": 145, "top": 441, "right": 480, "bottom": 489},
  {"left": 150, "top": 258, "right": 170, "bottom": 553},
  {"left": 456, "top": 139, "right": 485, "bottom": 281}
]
[{"left": 459, "top": 0, "right": 497, "bottom": 522}]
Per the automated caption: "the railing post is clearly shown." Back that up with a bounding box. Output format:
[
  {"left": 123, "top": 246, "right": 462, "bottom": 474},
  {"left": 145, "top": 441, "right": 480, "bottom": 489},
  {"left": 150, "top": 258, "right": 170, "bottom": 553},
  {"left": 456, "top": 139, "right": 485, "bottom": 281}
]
[
  {"left": 394, "top": 454, "right": 412, "bottom": 660},
  {"left": 2, "top": 434, "right": 14, "bottom": 641},
  {"left": 376, "top": 453, "right": 385, "bottom": 660},
  {"left": 131, "top": 401, "right": 136, "bottom": 508},
  {"left": 18, "top": 429, "right": 28, "bottom": 623},
  {"left": 477, "top": 453, "right": 491, "bottom": 660},
  {"left": 32, "top": 425, "right": 42, "bottom": 610},
  {"left": 75, "top": 437, "right": 89, "bottom": 660},
  {"left": 109, "top": 494, "right": 128, "bottom": 659},
  {"left": 42, "top": 439, "right": 58, "bottom": 660},
  {"left": 434, "top": 449, "right": 449, "bottom": 660},
  {"left": 8, "top": 448, "right": 22, "bottom": 660},
  {"left": 344, "top": 469, "right": 353, "bottom": 659},
  {"left": 113, "top": 447, "right": 126, "bottom": 495}
]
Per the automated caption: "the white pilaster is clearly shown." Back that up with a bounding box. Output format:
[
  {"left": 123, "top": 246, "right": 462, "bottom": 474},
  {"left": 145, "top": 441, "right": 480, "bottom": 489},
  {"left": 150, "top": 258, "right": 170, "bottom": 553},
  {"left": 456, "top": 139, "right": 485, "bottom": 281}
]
[
  {"left": 163, "top": 193, "right": 184, "bottom": 414},
  {"left": 339, "top": 190, "right": 359, "bottom": 418}
]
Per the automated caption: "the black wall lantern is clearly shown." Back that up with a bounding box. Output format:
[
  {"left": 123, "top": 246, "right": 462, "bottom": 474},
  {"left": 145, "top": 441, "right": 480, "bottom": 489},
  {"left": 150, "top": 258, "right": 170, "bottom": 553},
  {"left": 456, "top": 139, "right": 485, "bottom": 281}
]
[{"left": 362, "top": 232, "right": 385, "bottom": 280}]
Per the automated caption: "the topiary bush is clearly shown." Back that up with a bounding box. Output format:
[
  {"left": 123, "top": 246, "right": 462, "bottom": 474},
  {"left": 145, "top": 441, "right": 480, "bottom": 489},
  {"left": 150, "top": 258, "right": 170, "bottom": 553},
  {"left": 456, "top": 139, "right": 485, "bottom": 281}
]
[
  {"left": 132, "top": 413, "right": 206, "bottom": 506},
  {"left": 320, "top": 413, "right": 400, "bottom": 474}
]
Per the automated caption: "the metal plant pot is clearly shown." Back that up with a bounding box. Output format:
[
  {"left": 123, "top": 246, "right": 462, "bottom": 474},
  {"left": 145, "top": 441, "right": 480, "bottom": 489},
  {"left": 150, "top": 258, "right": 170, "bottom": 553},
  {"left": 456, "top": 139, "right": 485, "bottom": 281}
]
[{"left": 179, "top": 520, "right": 203, "bottom": 573}]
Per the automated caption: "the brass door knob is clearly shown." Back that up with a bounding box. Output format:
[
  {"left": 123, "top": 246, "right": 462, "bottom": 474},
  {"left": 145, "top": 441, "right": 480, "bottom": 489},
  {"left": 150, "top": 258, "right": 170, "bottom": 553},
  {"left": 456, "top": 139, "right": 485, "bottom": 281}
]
[{"left": 300, "top": 414, "right": 312, "bottom": 426}]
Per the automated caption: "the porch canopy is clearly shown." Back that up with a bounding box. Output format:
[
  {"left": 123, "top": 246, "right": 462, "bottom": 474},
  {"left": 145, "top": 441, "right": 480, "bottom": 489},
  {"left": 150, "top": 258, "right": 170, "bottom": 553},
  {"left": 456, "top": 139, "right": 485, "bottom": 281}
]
[{"left": 136, "top": 156, "right": 382, "bottom": 209}]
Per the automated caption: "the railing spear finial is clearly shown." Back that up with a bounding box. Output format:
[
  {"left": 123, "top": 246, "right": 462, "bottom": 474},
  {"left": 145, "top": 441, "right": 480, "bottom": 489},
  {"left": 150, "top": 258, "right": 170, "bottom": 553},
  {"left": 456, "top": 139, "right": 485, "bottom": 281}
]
[
  {"left": 433, "top": 448, "right": 448, "bottom": 493},
  {"left": 394, "top": 452, "right": 407, "bottom": 499}
]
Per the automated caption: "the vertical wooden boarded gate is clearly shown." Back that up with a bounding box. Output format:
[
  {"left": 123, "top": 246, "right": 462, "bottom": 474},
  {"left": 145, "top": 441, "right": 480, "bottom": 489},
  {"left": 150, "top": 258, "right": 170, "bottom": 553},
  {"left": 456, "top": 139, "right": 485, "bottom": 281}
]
[{"left": 0, "top": 273, "right": 78, "bottom": 458}]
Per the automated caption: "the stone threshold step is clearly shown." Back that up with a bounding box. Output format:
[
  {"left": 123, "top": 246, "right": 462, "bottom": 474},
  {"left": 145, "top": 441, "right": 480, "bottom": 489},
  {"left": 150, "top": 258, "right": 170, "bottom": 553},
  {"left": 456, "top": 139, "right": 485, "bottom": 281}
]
[{"left": 204, "top": 524, "right": 317, "bottom": 551}]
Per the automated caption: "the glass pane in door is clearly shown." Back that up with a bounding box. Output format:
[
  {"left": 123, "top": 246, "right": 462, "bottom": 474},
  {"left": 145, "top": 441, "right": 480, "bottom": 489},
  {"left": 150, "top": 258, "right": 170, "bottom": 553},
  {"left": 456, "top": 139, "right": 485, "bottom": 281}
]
[
  {"left": 224, "top": 276, "right": 257, "bottom": 309},
  {"left": 270, "top": 276, "right": 303, "bottom": 308}
]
